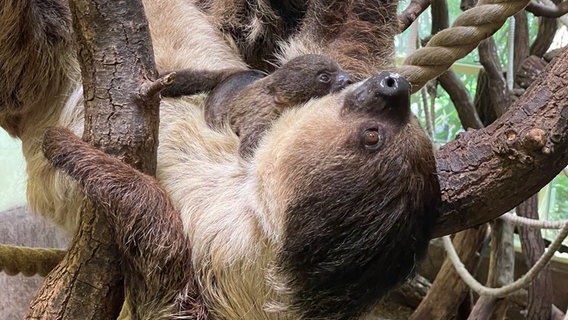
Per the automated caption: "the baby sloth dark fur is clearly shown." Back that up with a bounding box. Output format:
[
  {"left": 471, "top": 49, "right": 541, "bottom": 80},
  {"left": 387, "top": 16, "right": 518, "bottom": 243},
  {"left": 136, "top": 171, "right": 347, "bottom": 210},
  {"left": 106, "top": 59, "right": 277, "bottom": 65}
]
[
  {"left": 211, "top": 54, "right": 350, "bottom": 156},
  {"left": 162, "top": 54, "right": 350, "bottom": 156},
  {"left": 162, "top": 54, "right": 351, "bottom": 156}
]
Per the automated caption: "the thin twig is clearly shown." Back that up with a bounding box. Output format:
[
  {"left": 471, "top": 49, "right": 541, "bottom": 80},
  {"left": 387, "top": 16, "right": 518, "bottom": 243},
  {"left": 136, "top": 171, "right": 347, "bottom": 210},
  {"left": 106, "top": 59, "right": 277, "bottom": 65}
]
[{"left": 140, "top": 72, "right": 176, "bottom": 99}]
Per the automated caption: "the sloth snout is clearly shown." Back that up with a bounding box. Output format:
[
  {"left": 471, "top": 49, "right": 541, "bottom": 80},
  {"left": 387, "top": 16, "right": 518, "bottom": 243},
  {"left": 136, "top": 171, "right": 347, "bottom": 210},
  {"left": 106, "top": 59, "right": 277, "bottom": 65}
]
[
  {"left": 375, "top": 72, "right": 409, "bottom": 101},
  {"left": 332, "top": 72, "right": 352, "bottom": 92},
  {"left": 342, "top": 72, "right": 410, "bottom": 124}
]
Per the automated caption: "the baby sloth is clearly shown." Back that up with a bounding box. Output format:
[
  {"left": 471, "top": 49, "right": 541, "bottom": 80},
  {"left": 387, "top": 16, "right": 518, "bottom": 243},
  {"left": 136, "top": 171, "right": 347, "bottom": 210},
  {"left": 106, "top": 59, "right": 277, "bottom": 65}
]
[
  {"left": 162, "top": 54, "right": 351, "bottom": 156},
  {"left": 210, "top": 54, "right": 351, "bottom": 156}
]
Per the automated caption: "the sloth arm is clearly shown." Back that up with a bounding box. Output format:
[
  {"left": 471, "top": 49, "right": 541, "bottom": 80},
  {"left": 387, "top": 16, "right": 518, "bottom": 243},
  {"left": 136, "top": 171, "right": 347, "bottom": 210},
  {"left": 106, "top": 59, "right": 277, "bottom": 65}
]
[
  {"left": 42, "top": 127, "right": 191, "bottom": 277},
  {"left": 159, "top": 68, "right": 242, "bottom": 97}
]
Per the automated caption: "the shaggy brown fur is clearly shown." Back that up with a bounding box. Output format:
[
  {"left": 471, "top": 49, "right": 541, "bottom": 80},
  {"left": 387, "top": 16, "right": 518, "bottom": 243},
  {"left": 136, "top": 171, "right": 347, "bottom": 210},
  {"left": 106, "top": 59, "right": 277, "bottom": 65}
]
[
  {"left": 275, "top": 0, "right": 398, "bottom": 81},
  {"left": 160, "top": 54, "right": 350, "bottom": 156},
  {"left": 195, "top": 0, "right": 307, "bottom": 71},
  {"left": 48, "top": 72, "right": 438, "bottom": 320},
  {"left": 197, "top": 0, "right": 397, "bottom": 80},
  {"left": 0, "top": 1, "right": 440, "bottom": 319},
  {"left": 42, "top": 127, "right": 208, "bottom": 319},
  {"left": 159, "top": 68, "right": 246, "bottom": 98},
  {"left": 0, "top": 0, "right": 78, "bottom": 137},
  {"left": 202, "top": 69, "right": 266, "bottom": 124},
  {"left": 205, "top": 54, "right": 350, "bottom": 156}
]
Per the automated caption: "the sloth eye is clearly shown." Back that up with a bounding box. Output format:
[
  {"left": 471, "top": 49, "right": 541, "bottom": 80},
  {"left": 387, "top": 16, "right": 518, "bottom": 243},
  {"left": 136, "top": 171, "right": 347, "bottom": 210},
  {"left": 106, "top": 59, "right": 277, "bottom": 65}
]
[
  {"left": 361, "top": 128, "right": 384, "bottom": 151},
  {"left": 317, "top": 73, "right": 331, "bottom": 83}
]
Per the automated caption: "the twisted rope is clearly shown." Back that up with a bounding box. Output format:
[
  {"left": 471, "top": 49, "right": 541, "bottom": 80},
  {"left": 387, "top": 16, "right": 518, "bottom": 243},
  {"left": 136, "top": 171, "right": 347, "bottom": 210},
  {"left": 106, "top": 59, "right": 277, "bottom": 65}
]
[
  {"left": 443, "top": 219, "right": 568, "bottom": 297},
  {"left": 0, "top": 244, "right": 65, "bottom": 277},
  {"left": 399, "top": 0, "right": 530, "bottom": 92}
]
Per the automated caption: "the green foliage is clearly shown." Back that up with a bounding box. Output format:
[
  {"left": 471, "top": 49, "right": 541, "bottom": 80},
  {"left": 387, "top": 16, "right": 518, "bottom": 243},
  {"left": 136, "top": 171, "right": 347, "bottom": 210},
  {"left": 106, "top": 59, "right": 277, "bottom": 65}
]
[
  {"left": 542, "top": 175, "right": 568, "bottom": 244},
  {"left": 398, "top": 0, "right": 568, "bottom": 231},
  {"left": 547, "top": 175, "right": 568, "bottom": 221}
]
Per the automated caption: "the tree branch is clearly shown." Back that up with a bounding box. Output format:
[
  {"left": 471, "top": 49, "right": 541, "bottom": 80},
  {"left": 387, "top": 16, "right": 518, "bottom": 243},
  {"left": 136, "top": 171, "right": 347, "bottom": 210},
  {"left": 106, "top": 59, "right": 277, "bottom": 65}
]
[
  {"left": 27, "top": 0, "right": 169, "bottom": 318},
  {"left": 478, "top": 38, "right": 511, "bottom": 117},
  {"left": 467, "top": 218, "right": 515, "bottom": 319},
  {"left": 438, "top": 71, "right": 484, "bottom": 129},
  {"left": 526, "top": 0, "right": 568, "bottom": 17},
  {"left": 430, "top": 0, "right": 483, "bottom": 130},
  {"left": 410, "top": 227, "right": 487, "bottom": 319},
  {"left": 514, "top": 11, "right": 530, "bottom": 75},
  {"left": 398, "top": 0, "right": 432, "bottom": 32},
  {"left": 516, "top": 195, "right": 553, "bottom": 320},
  {"left": 530, "top": 0, "right": 561, "bottom": 57},
  {"left": 434, "top": 46, "right": 568, "bottom": 237}
]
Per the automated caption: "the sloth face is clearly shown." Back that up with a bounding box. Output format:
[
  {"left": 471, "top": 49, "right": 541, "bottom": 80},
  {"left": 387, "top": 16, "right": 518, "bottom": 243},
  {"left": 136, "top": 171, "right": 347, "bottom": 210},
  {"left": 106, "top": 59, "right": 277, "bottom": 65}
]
[
  {"left": 269, "top": 54, "right": 351, "bottom": 105},
  {"left": 256, "top": 73, "right": 440, "bottom": 320}
]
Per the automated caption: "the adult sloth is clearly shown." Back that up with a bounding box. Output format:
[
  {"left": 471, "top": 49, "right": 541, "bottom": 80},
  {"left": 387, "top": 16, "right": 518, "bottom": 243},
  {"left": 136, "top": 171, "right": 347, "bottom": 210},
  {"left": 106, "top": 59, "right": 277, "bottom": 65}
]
[{"left": 0, "top": 0, "right": 439, "bottom": 319}]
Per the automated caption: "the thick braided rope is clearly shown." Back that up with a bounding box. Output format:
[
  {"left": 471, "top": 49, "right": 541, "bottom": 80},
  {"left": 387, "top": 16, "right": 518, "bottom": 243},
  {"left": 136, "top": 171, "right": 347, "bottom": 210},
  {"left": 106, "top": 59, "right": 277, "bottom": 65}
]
[
  {"left": 0, "top": 244, "right": 65, "bottom": 277},
  {"left": 398, "top": 0, "right": 530, "bottom": 92}
]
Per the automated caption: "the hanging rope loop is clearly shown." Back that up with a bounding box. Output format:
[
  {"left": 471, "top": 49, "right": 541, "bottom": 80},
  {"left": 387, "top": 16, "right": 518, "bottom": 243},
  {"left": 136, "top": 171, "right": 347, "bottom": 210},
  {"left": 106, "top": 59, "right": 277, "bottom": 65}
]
[{"left": 398, "top": 0, "right": 530, "bottom": 92}]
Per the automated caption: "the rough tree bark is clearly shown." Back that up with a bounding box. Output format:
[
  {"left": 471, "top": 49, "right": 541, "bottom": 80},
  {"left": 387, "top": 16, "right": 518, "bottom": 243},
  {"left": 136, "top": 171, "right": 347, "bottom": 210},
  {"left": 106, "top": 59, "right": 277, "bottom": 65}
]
[
  {"left": 467, "top": 218, "right": 515, "bottom": 320},
  {"left": 466, "top": 11, "right": 526, "bottom": 319},
  {"left": 410, "top": 226, "right": 487, "bottom": 320},
  {"left": 434, "top": 44, "right": 568, "bottom": 236},
  {"left": 26, "top": 201, "right": 124, "bottom": 319},
  {"left": 423, "top": 5, "right": 568, "bottom": 315},
  {"left": 513, "top": 11, "right": 554, "bottom": 319},
  {"left": 530, "top": 0, "right": 561, "bottom": 57},
  {"left": 414, "top": 2, "right": 487, "bottom": 318},
  {"left": 517, "top": 195, "right": 553, "bottom": 320},
  {"left": 27, "top": 0, "right": 160, "bottom": 318}
]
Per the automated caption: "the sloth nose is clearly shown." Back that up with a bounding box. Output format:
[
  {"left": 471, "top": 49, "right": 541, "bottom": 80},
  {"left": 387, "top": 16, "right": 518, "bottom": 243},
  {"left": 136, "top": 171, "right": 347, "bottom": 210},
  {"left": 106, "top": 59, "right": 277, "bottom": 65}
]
[
  {"left": 376, "top": 72, "right": 409, "bottom": 100},
  {"left": 343, "top": 71, "right": 410, "bottom": 124},
  {"left": 331, "top": 72, "right": 352, "bottom": 92}
]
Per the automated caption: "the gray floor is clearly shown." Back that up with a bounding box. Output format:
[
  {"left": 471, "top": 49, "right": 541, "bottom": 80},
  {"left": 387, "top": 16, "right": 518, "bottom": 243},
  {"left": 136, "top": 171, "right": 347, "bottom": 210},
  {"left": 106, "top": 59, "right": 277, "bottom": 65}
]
[{"left": 0, "top": 206, "right": 68, "bottom": 320}]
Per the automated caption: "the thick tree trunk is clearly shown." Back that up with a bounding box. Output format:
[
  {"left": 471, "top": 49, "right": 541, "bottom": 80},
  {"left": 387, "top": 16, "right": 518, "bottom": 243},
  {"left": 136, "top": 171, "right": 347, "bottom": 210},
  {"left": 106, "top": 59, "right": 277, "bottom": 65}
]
[
  {"left": 410, "top": 226, "right": 487, "bottom": 320},
  {"left": 26, "top": 0, "right": 160, "bottom": 318},
  {"left": 467, "top": 218, "right": 515, "bottom": 320},
  {"left": 517, "top": 195, "right": 553, "bottom": 320},
  {"left": 26, "top": 203, "right": 124, "bottom": 319}
]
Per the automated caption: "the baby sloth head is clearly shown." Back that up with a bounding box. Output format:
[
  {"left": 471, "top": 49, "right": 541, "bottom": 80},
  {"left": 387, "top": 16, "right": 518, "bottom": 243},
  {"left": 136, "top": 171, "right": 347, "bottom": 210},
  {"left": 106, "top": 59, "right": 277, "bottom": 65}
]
[
  {"left": 257, "top": 72, "right": 440, "bottom": 320},
  {"left": 268, "top": 54, "right": 351, "bottom": 105}
]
